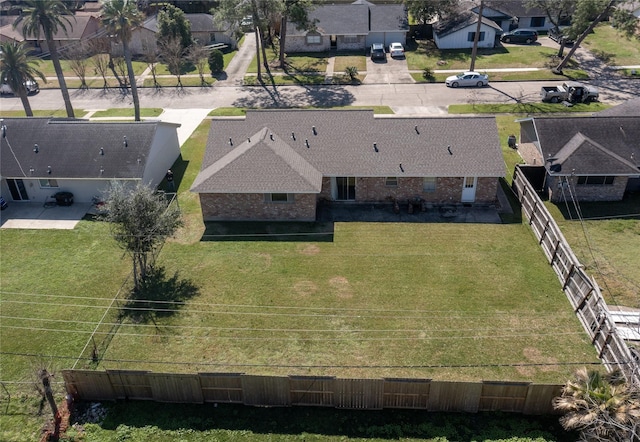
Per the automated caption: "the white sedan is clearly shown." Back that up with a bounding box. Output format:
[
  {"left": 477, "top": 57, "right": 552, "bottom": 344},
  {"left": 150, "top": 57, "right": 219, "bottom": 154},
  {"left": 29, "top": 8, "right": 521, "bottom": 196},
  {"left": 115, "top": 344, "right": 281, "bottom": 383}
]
[
  {"left": 445, "top": 71, "right": 489, "bottom": 88},
  {"left": 388, "top": 42, "right": 404, "bottom": 58}
]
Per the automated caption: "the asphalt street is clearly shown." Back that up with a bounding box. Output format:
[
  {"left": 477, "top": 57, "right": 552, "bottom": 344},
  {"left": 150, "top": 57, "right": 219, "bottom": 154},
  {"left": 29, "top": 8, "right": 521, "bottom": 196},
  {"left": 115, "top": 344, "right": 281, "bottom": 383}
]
[{"left": 1, "top": 78, "right": 638, "bottom": 115}]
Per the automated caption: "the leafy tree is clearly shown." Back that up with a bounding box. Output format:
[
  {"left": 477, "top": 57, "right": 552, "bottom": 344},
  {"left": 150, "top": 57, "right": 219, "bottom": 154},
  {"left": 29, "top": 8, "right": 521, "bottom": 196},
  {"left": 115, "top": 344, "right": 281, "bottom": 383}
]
[
  {"left": 553, "top": 367, "right": 640, "bottom": 441},
  {"left": 103, "top": 182, "right": 182, "bottom": 291},
  {"left": 18, "top": 0, "right": 75, "bottom": 118},
  {"left": 278, "top": 0, "right": 315, "bottom": 68},
  {"left": 157, "top": 4, "right": 194, "bottom": 50},
  {"left": 102, "top": 0, "right": 144, "bottom": 121},
  {"left": 404, "top": 0, "right": 459, "bottom": 24},
  {"left": 554, "top": 0, "right": 616, "bottom": 73},
  {"left": 526, "top": 0, "right": 577, "bottom": 55},
  {"left": 611, "top": 4, "right": 640, "bottom": 39},
  {"left": 208, "top": 48, "right": 224, "bottom": 75},
  {"left": 0, "top": 42, "right": 46, "bottom": 117}
]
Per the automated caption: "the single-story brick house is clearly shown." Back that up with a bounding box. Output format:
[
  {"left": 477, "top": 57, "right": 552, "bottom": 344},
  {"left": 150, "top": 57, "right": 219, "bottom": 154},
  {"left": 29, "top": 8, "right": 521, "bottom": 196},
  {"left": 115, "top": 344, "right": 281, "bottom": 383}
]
[
  {"left": 517, "top": 116, "right": 640, "bottom": 202},
  {"left": 191, "top": 110, "right": 504, "bottom": 222},
  {"left": 0, "top": 118, "right": 181, "bottom": 204},
  {"left": 284, "top": 0, "right": 408, "bottom": 53}
]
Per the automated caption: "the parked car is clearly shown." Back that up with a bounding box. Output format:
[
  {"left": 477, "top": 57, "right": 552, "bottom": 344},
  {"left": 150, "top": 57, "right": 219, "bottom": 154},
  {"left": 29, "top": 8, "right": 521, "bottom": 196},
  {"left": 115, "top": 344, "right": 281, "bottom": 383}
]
[
  {"left": 388, "top": 42, "right": 404, "bottom": 58},
  {"left": 548, "top": 27, "right": 574, "bottom": 46},
  {"left": 445, "top": 71, "right": 489, "bottom": 88},
  {"left": 540, "top": 81, "right": 599, "bottom": 103},
  {"left": 0, "top": 79, "right": 39, "bottom": 95},
  {"left": 500, "top": 29, "right": 538, "bottom": 44},
  {"left": 370, "top": 43, "right": 386, "bottom": 61}
]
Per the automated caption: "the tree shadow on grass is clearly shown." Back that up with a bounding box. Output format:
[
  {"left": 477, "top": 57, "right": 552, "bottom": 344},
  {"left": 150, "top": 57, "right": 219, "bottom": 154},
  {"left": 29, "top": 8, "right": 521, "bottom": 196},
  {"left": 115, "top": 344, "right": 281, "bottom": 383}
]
[{"left": 119, "top": 266, "right": 199, "bottom": 323}]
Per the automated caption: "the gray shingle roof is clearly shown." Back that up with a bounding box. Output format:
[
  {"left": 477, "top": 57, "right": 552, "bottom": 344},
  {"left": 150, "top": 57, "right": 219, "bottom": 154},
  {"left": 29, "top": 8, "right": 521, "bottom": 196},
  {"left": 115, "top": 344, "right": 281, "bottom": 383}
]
[
  {"left": 369, "top": 4, "right": 409, "bottom": 32},
  {"left": 596, "top": 97, "right": 640, "bottom": 117},
  {"left": 0, "top": 118, "right": 167, "bottom": 179},
  {"left": 533, "top": 116, "right": 640, "bottom": 176},
  {"left": 483, "top": 0, "right": 546, "bottom": 18},
  {"left": 192, "top": 110, "right": 504, "bottom": 194},
  {"left": 435, "top": 11, "right": 502, "bottom": 38},
  {"left": 288, "top": 4, "right": 370, "bottom": 36}
]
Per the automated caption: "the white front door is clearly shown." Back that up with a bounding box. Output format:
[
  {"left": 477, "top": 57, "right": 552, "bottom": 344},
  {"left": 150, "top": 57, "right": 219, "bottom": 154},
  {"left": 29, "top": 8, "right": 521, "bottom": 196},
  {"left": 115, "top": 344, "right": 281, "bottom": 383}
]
[{"left": 461, "top": 177, "right": 477, "bottom": 203}]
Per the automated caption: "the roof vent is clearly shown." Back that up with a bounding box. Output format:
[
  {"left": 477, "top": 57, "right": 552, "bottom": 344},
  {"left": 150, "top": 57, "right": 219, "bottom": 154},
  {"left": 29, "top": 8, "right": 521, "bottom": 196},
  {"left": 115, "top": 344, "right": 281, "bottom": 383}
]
[
  {"left": 1, "top": 120, "right": 6, "bottom": 138},
  {"left": 100, "top": 166, "right": 104, "bottom": 174},
  {"left": 34, "top": 144, "right": 39, "bottom": 153},
  {"left": 269, "top": 133, "right": 274, "bottom": 141},
  {"left": 291, "top": 132, "right": 296, "bottom": 141},
  {"left": 415, "top": 125, "right": 419, "bottom": 134},
  {"left": 123, "top": 136, "right": 128, "bottom": 147},
  {"left": 305, "top": 139, "right": 310, "bottom": 148},
  {"left": 29, "top": 167, "right": 34, "bottom": 174},
  {"left": 447, "top": 145, "right": 452, "bottom": 155},
  {"left": 312, "top": 126, "right": 317, "bottom": 135},
  {"left": 47, "top": 165, "right": 52, "bottom": 174},
  {"left": 373, "top": 143, "right": 378, "bottom": 152},
  {"left": 229, "top": 137, "right": 233, "bottom": 146},
  {"left": 247, "top": 137, "right": 251, "bottom": 143},
  {"left": 100, "top": 147, "right": 104, "bottom": 156},
  {"left": 399, "top": 163, "right": 404, "bottom": 172}
]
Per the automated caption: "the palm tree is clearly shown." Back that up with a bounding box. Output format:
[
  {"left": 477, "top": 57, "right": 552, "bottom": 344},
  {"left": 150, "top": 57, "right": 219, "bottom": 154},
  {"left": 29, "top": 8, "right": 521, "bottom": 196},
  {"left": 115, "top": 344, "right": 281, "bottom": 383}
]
[
  {"left": 101, "top": 0, "right": 143, "bottom": 121},
  {"left": 553, "top": 367, "right": 640, "bottom": 441},
  {"left": 0, "top": 42, "right": 46, "bottom": 117},
  {"left": 18, "top": 0, "right": 75, "bottom": 118}
]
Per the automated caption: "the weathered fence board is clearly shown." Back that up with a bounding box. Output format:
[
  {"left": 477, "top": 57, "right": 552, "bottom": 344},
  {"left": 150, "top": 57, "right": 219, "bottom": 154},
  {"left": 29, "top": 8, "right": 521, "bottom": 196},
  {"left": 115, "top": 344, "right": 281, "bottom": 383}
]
[
  {"left": 334, "top": 378, "right": 384, "bottom": 409},
  {"left": 479, "top": 381, "right": 529, "bottom": 413},
  {"left": 290, "top": 376, "right": 335, "bottom": 407},
  {"left": 382, "top": 378, "right": 430, "bottom": 409},
  {"left": 63, "top": 370, "right": 115, "bottom": 401},
  {"left": 242, "top": 375, "right": 291, "bottom": 407},
  {"left": 428, "top": 381, "right": 482, "bottom": 412},
  {"left": 199, "top": 373, "right": 244, "bottom": 403},
  {"left": 148, "top": 373, "right": 203, "bottom": 403},
  {"left": 107, "top": 370, "right": 153, "bottom": 400}
]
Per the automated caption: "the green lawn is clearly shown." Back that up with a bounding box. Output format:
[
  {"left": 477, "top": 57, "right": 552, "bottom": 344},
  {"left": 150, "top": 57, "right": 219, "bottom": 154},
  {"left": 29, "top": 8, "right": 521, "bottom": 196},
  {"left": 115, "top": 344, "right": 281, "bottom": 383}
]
[
  {"left": 89, "top": 108, "right": 164, "bottom": 118},
  {"left": 582, "top": 23, "right": 640, "bottom": 66},
  {"left": 0, "top": 109, "right": 87, "bottom": 118},
  {"left": 406, "top": 40, "right": 581, "bottom": 71},
  {"left": 142, "top": 76, "right": 215, "bottom": 88},
  {"left": 36, "top": 57, "right": 147, "bottom": 77}
]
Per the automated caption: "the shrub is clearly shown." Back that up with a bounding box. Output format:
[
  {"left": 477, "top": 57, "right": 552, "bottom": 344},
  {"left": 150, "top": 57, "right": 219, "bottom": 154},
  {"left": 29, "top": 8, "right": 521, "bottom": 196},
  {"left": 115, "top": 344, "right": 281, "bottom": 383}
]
[
  {"left": 422, "top": 67, "right": 435, "bottom": 81},
  {"left": 208, "top": 49, "right": 224, "bottom": 75},
  {"left": 344, "top": 66, "right": 358, "bottom": 81}
]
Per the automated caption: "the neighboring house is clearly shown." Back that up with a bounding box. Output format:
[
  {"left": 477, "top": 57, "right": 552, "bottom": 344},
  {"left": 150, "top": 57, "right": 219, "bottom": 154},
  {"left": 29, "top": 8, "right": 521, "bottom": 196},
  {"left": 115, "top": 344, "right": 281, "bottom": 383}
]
[
  {"left": 128, "top": 13, "right": 236, "bottom": 56},
  {"left": 191, "top": 110, "right": 504, "bottom": 222},
  {"left": 596, "top": 97, "right": 640, "bottom": 117},
  {"left": 284, "top": 0, "right": 408, "bottom": 53},
  {"left": 434, "top": 10, "right": 502, "bottom": 49},
  {"left": 474, "top": 0, "right": 559, "bottom": 33},
  {"left": 0, "top": 12, "right": 101, "bottom": 53},
  {"left": 0, "top": 118, "right": 181, "bottom": 204},
  {"left": 618, "top": 1, "right": 640, "bottom": 19},
  {"left": 517, "top": 116, "right": 640, "bottom": 202}
]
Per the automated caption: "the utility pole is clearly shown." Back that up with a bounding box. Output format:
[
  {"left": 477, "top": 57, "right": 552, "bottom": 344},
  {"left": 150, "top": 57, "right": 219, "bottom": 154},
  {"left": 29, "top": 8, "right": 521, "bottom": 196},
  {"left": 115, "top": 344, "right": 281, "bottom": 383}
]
[{"left": 470, "top": 0, "right": 484, "bottom": 72}]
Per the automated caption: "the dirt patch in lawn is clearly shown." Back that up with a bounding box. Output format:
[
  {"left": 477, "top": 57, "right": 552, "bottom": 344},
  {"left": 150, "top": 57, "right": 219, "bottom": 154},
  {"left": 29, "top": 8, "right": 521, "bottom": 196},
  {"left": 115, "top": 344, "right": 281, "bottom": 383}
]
[
  {"left": 329, "top": 276, "right": 353, "bottom": 299},
  {"left": 292, "top": 280, "right": 318, "bottom": 298}
]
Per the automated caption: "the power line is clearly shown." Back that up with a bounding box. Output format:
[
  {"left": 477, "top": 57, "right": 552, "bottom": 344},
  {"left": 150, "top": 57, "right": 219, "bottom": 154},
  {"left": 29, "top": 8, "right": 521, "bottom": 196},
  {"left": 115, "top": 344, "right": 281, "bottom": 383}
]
[
  {"left": 0, "top": 324, "right": 587, "bottom": 341},
  {"left": 1, "top": 351, "right": 621, "bottom": 370},
  {"left": 0, "top": 315, "right": 572, "bottom": 334}
]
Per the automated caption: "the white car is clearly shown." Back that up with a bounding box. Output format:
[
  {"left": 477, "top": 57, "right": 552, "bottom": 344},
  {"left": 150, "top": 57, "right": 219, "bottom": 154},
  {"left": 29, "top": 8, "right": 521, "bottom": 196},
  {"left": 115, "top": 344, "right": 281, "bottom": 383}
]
[
  {"left": 0, "top": 79, "right": 39, "bottom": 95},
  {"left": 445, "top": 71, "right": 489, "bottom": 88},
  {"left": 388, "top": 42, "right": 404, "bottom": 58}
]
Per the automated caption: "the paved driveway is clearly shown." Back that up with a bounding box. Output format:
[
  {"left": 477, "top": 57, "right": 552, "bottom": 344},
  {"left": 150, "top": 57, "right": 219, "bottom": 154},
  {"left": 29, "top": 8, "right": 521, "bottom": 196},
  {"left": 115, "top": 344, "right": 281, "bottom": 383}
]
[
  {"left": 364, "top": 53, "right": 415, "bottom": 84},
  {"left": 0, "top": 202, "right": 91, "bottom": 229}
]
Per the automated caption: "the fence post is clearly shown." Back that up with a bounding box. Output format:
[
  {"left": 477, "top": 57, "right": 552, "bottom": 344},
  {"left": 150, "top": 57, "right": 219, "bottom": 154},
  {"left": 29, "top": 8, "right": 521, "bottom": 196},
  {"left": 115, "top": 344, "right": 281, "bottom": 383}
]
[
  {"left": 538, "top": 220, "right": 550, "bottom": 245},
  {"left": 549, "top": 239, "right": 560, "bottom": 265},
  {"left": 528, "top": 200, "right": 537, "bottom": 225}
]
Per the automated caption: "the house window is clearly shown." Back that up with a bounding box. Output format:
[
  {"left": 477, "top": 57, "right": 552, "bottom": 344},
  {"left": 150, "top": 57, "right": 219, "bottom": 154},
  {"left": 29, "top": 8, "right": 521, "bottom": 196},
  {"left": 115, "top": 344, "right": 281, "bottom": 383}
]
[
  {"left": 576, "top": 176, "right": 615, "bottom": 185},
  {"left": 265, "top": 193, "right": 294, "bottom": 203},
  {"left": 343, "top": 35, "right": 358, "bottom": 44},
  {"left": 530, "top": 17, "right": 545, "bottom": 27},
  {"left": 39, "top": 179, "right": 59, "bottom": 188},
  {"left": 385, "top": 177, "right": 398, "bottom": 187},
  {"left": 423, "top": 177, "right": 436, "bottom": 192},
  {"left": 467, "top": 31, "right": 485, "bottom": 42},
  {"left": 306, "top": 33, "right": 321, "bottom": 44}
]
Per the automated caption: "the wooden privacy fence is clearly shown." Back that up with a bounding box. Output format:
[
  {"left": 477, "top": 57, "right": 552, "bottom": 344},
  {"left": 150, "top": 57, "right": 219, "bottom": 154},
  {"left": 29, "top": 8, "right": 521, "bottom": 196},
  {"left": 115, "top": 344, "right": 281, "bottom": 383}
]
[
  {"left": 512, "top": 166, "right": 639, "bottom": 383},
  {"left": 62, "top": 369, "right": 561, "bottom": 415}
]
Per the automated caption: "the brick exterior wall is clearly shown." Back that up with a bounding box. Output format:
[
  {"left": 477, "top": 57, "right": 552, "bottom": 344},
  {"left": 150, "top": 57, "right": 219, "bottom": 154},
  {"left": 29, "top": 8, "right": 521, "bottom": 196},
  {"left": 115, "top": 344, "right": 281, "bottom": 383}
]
[
  {"left": 285, "top": 35, "right": 366, "bottom": 53},
  {"left": 200, "top": 177, "right": 499, "bottom": 221},
  {"left": 199, "top": 193, "right": 316, "bottom": 221},
  {"left": 319, "top": 177, "right": 499, "bottom": 204},
  {"left": 547, "top": 176, "right": 628, "bottom": 202}
]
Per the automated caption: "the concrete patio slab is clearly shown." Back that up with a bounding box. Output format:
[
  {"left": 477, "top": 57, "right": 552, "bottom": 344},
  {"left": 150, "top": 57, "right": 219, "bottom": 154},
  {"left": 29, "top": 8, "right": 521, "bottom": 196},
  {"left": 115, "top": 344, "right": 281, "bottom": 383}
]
[{"left": 0, "top": 202, "right": 91, "bottom": 229}]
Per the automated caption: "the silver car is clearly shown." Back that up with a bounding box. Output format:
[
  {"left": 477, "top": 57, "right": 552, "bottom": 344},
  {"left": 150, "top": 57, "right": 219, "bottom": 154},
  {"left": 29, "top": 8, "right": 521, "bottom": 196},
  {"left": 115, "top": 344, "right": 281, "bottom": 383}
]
[{"left": 445, "top": 71, "right": 489, "bottom": 88}]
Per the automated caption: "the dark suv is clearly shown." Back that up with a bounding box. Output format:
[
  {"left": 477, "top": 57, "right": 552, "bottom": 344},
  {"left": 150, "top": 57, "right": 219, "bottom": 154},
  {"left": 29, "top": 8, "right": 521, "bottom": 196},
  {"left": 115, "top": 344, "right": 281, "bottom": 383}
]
[
  {"left": 548, "top": 27, "right": 574, "bottom": 46},
  {"left": 500, "top": 29, "right": 538, "bottom": 44},
  {"left": 370, "top": 43, "right": 386, "bottom": 61}
]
